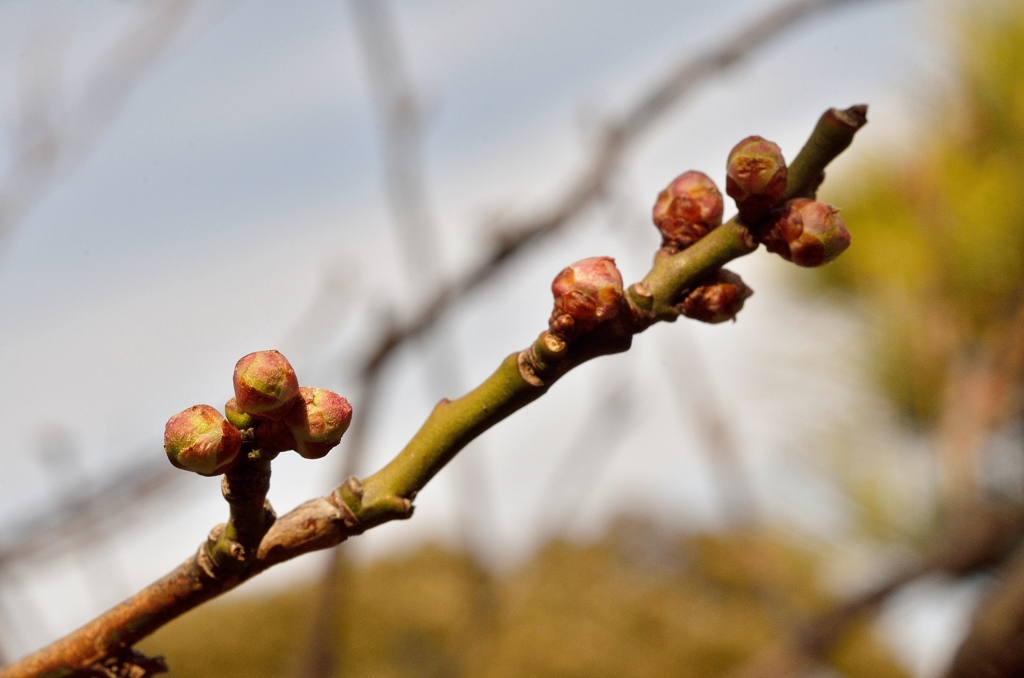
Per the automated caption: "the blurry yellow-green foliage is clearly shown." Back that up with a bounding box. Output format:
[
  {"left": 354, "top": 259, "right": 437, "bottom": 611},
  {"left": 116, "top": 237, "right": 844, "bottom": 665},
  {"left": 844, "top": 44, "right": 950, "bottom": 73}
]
[
  {"left": 817, "top": 1, "right": 1024, "bottom": 425},
  {"left": 140, "top": 519, "right": 908, "bottom": 678}
]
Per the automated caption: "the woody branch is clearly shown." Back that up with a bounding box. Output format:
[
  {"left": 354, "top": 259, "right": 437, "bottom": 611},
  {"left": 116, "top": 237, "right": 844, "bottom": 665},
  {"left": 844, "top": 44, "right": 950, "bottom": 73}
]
[{"left": 0, "top": 104, "right": 867, "bottom": 678}]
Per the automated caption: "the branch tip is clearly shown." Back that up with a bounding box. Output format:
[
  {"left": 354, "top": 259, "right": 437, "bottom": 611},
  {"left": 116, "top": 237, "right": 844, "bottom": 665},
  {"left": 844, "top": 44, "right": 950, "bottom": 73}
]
[
  {"left": 784, "top": 103, "right": 869, "bottom": 201},
  {"left": 834, "top": 103, "right": 868, "bottom": 129}
]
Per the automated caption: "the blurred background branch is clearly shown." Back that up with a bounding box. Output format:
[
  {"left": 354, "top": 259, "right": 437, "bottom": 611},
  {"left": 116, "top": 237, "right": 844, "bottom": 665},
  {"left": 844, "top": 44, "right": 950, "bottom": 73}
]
[
  {"left": 0, "top": 0, "right": 203, "bottom": 660},
  {"left": 0, "top": 0, "right": 195, "bottom": 258}
]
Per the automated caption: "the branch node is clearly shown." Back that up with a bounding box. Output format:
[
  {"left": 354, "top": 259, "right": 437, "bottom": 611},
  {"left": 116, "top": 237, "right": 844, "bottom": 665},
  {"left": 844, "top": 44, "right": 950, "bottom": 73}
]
[
  {"left": 228, "top": 542, "right": 246, "bottom": 561},
  {"left": 627, "top": 282, "right": 653, "bottom": 310},
  {"left": 343, "top": 475, "right": 363, "bottom": 501},
  {"left": 195, "top": 537, "right": 220, "bottom": 580},
  {"left": 517, "top": 348, "right": 549, "bottom": 388},
  {"left": 332, "top": 478, "right": 365, "bottom": 531},
  {"left": 518, "top": 332, "right": 571, "bottom": 387}
]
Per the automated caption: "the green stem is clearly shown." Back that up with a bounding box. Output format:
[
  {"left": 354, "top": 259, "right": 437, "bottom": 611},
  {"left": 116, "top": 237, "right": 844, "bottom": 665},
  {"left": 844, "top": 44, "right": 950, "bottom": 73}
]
[
  {"left": 343, "top": 222, "right": 761, "bottom": 527},
  {"left": 351, "top": 354, "right": 547, "bottom": 525},
  {"left": 784, "top": 105, "right": 868, "bottom": 201},
  {"left": 642, "top": 220, "right": 758, "bottom": 320},
  {"left": 207, "top": 448, "right": 275, "bottom": 571}
]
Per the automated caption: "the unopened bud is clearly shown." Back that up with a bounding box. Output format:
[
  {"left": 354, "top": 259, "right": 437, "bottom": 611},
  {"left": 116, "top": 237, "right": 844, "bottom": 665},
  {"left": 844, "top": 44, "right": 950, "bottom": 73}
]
[
  {"left": 550, "top": 256, "right": 625, "bottom": 337},
  {"left": 285, "top": 387, "right": 353, "bottom": 459},
  {"left": 254, "top": 420, "right": 297, "bottom": 454},
  {"left": 725, "top": 136, "right": 787, "bottom": 224},
  {"left": 762, "top": 198, "right": 850, "bottom": 267},
  {"left": 680, "top": 269, "right": 753, "bottom": 324},
  {"left": 164, "top": 404, "right": 242, "bottom": 476},
  {"left": 652, "top": 171, "right": 724, "bottom": 250},
  {"left": 233, "top": 350, "right": 300, "bottom": 419},
  {"left": 224, "top": 398, "right": 255, "bottom": 430}
]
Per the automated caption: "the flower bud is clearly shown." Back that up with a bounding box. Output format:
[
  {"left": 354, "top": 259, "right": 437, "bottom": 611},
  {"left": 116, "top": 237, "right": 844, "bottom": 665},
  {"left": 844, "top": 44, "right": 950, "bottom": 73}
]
[
  {"left": 680, "top": 269, "right": 753, "bottom": 324},
  {"left": 233, "top": 350, "right": 300, "bottom": 419},
  {"left": 550, "top": 256, "right": 625, "bottom": 337},
  {"left": 725, "top": 136, "right": 787, "bottom": 224},
  {"left": 224, "top": 398, "right": 255, "bottom": 430},
  {"left": 652, "top": 171, "right": 724, "bottom": 250},
  {"left": 762, "top": 198, "right": 850, "bottom": 267},
  {"left": 285, "top": 387, "right": 353, "bottom": 459},
  {"left": 254, "top": 420, "right": 297, "bottom": 454},
  {"left": 164, "top": 404, "right": 242, "bottom": 476}
]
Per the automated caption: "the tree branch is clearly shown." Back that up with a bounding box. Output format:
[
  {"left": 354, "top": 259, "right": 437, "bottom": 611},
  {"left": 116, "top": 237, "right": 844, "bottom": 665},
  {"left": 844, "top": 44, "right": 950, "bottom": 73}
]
[
  {"left": 0, "top": 0, "right": 880, "bottom": 599},
  {"left": 0, "top": 105, "right": 866, "bottom": 678},
  {"left": 0, "top": 461, "right": 179, "bottom": 569}
]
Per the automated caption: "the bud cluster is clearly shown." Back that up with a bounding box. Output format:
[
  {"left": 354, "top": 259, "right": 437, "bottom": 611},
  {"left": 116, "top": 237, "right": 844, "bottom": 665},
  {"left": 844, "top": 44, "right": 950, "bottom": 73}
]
[
  {"left": 163, "top": 350, "right": 353, "bottom": 475},
  {"left": 721, "top": 134, "right": 850, "bottom": 267},
  {"left": 643, "top": 128, "right": 851, "bottom": 318},
  {"left": 549, "top": 256, "right": 627, "bottom": 339}
]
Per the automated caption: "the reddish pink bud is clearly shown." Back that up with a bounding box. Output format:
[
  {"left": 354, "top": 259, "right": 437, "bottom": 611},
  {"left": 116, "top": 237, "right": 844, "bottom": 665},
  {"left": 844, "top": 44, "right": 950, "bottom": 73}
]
[
  {"left": 233, "top": 350, "right": 300, "bottom": 419},
  {"left": 254, "top": 420, "right": 297, "bottom": 454},
  {"left": 164, "top": 404, "right": 242, "bottom": 476},
  {"left": 224, "top": 398, "right": 255, "bottom": 430},
  {"left": 725, "top": 136, "right": 787, "bottom": 224},
  {"left": 285, "top": 387, "right": 353, "bottom": 459},
  {"left": 763, "top": 198, "right": 850, "bottom": 267},
  {"left": 680, "top": 269, "right": 753, "bottom": 324},
  {"left": 550, "top": 256, "right": 625, "bottom": 336},
  {"left": 652, "top": 171, "right": 724, "bottom": 250}
]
